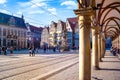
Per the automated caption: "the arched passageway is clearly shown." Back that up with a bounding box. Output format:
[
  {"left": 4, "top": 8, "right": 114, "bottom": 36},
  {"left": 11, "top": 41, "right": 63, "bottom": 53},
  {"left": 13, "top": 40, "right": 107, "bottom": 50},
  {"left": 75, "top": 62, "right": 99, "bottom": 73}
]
[{"left": 74, "top": 0, "right": 120, "bottom": 80}]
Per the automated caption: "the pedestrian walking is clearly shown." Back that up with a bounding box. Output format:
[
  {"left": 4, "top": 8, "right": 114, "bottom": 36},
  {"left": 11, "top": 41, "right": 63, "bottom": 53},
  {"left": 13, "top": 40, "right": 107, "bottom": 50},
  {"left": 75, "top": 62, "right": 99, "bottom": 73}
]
[
  {"left": 32, "top": 47, "right": 35, "bottom": 56},
  {"left": 2, "top": 46, "right": 7, "bottom": 55},
  {"left": 36, "top": 48, "right": 39, "bottom": 54},
  {"left": 43, "top": 45, "right": 47, "bottom": 53},
  {"left": 53, "top": 46, "right": 56, "bottom": 53},
  {"left": 10, "top": 46, "right": 13, "bottom": 54},
  {"left": 29, "top": 47, "right": 32, "bottom": 56},
  {"left": 0, "top": 46, "right": 1, "bottom": 54}
]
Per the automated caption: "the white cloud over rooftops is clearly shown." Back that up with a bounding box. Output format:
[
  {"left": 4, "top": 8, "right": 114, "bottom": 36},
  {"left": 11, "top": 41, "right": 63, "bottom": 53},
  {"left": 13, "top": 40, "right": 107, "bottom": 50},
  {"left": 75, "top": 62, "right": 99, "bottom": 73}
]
[
  {"left": 48, "top": 8, "right": 57, "bottom": 15},
  {"left": 0, "top": 0, "right": 7, "bottom": 4},
  {"left": 61, "top": 1, "right": 77, "bottom": 9},
  {"left": 0, "top": 9, "right": 11, "bottom": 15}
]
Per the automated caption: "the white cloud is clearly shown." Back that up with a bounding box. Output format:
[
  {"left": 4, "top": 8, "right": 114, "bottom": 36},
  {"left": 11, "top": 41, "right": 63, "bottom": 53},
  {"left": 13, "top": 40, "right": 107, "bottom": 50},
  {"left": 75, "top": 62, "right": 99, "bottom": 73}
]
[
  {"left": 0, "top": 9, "right": 11, "bottom": 15},
  {"left": 48, "top": 8, "right": 57, "bottom": 15},
  {"left": 31, "top": 3, "right": 47, "bottom": 8},
  {"left": 61, "top": 1, "right": 77, "bottom": 9},
  {"left": 18, "top": 2, "right": 31, "bottom": 7},
  {"left": 18, "top": 0, "right": 47, "bottom": 7},
  {"left": 31, "top": 0, "right": 46, "bottom": 3},
  {"left": 28, "top": 10, "right": 44, "bottom": 14},
  {"left": 18, "top": 0, "right": 57, "bottom": 15},
  {"left": 0, "top": 0, "right": 7, "bottom": 4},
  {"left": 18, "top": 0, "right": 48, "bottom": 15},
  {"left": 16, "top": 10, "right": 22, "bottom": 15}
]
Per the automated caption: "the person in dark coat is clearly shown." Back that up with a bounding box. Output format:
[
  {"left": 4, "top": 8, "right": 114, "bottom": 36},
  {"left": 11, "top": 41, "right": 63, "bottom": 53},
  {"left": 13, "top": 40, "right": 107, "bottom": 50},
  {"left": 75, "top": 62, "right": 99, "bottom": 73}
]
[
  {"left": 2, "top": 46, "right": 7, "bottom": 55},
  {"left": 43, "top": 45, "right": 47, "bottom": 53},
  {"left": 0, "top": 46, "right": 1, "bottom": 54},
  {"left": 29, "top": 47, "right": 32, "bottom": 56},
  {"left": 32, "top": 47, "right": 35, "bottom": 56},
  {"left": 53, "top": 46, "right": 56, "bottom": 53}
]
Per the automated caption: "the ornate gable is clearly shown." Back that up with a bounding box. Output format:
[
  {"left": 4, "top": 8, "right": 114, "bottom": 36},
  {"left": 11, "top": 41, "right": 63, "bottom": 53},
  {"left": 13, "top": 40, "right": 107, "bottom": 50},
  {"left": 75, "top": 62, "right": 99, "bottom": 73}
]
[{"left": 8, "top": 17, "right": 16, "bottom": 26}]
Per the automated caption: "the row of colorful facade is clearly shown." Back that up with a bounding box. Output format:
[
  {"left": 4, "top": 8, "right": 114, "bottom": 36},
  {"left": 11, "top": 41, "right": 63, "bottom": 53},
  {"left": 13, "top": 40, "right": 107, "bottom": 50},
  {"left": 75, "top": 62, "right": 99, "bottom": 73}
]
[
  {"left": 0, "top": 12, "right": 79, "bottom": 50},
  {"left": 41, "top": 17, "right": 79, "bottom": 49}
]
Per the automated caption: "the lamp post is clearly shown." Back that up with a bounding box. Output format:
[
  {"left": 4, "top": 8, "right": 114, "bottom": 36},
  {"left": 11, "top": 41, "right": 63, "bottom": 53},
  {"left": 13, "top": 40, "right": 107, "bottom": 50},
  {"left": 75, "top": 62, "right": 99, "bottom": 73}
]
[{"left": 74, "top": 0, "right": 95, "bottom": 80}]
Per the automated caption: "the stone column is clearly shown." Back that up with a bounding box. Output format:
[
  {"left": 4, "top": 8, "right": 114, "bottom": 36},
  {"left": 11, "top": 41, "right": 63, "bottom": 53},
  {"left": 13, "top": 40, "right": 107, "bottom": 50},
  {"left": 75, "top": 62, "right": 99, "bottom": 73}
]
[
  {"left": 102, "top": 39, "right": 106, "bottom": 58},
  {"left": 80, "top": 16, "right": 91, "bottom": 80},
  {"left": 101, "top": 37, "right": 104, "bottom": 58},
  {"left": 92, "top": 27, "right": 100, "bottom": 69},
  {"left": 74, "top": 9, "right": 94, "bottom": 80},
  {"left": 98, "top": 33, "right": 102, "bottom": 62},
  {"left": 74, "top": 0, "right": 95, "bottom": 80}
]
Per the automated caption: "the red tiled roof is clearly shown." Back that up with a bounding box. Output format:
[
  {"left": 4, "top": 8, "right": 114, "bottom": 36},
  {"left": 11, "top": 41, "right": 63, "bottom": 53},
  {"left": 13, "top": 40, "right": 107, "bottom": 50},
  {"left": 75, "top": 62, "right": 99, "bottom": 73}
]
[
  {"left": 61, "top": 21, "right": 66, "bottom": 28},
  {"left": 67, "top": 17, "right": 78, "bottom": 33},
  {"left": 29, "top": 25, "right": 43, "bottom": 33}
]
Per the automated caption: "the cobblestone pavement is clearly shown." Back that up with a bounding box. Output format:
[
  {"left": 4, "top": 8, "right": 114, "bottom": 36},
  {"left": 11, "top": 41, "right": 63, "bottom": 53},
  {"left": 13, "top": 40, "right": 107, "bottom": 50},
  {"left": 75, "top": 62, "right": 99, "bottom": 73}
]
[
  {"left": 0, "top": 50, "right": 120, "bottom": 80},
  {"left": 92, "top": 50, "right": 120, "bottom": 80},
  {"left": 0, "top": 52, "right": 79, "bottom": 80}
]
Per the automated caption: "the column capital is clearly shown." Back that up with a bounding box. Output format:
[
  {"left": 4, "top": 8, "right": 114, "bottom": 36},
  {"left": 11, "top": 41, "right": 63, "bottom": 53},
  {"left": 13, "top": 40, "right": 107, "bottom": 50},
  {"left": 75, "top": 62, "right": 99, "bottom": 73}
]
[
  {"left": 92, "top": 27, "right": 101, "bottom": 36},
  {"left": 74, "top": 7, "right": 94, "bottom": 16}
]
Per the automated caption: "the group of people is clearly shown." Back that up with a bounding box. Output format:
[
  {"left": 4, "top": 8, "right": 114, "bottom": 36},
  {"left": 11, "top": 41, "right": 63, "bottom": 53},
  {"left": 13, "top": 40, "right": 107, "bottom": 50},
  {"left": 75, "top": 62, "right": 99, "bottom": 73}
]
[
  {"left": 110, "top": 47, "right": 120, "bottom": 56},
  {"left": 28, "top": 46, "right": 36, "bottom": 56},
  {"left": 42, "top": 45, "right": 56, "bottom": 53},
  {"left": 0, "top": 46, "right": 13, "bottom": 55},
  {"left": 28, "top": 45, "right": 58, "bottom": 57}
]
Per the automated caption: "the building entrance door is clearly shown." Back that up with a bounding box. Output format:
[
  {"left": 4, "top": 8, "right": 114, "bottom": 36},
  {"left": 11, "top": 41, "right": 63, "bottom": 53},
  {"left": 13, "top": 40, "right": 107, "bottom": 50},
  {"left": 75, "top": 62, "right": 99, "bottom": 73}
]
[{"left": 11, "top": 40, "right": 13, "bottom": 46}]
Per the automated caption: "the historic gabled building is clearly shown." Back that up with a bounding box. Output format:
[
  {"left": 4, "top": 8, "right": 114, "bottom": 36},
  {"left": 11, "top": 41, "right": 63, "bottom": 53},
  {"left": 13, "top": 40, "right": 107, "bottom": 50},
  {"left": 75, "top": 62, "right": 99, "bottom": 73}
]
[
  {"left": 56, "top": 20, "right": 66, "bottom": 48},
  {"left": 0, "top": 12, "right": 27, "bottom": 49},
  {"left": 26, "top": 23, "right": 43, "bottom": 48},
  {"left": 41, "top": 27, "right": 49, "bottom": 47},
  {"left": 66, "top": 17, "right": 78, "bottom": 49},
  {"left": 49, "top": 21, "right": 57, "bottom": 47}
]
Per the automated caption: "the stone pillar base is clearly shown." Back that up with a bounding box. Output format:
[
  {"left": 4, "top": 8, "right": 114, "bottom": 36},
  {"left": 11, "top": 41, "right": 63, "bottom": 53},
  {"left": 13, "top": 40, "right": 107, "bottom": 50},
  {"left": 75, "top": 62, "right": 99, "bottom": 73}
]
[
  {"left": 93, "top": 66, "right": 100, "bottom": 70},
  {"left": 100, "top": 59, "right": 103, "bottom": 62}
]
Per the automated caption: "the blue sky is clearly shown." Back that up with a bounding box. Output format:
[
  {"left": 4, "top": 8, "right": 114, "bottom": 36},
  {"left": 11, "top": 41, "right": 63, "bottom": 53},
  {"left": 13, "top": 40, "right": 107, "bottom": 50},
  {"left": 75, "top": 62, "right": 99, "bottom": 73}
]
[{"left": 0, "top": 0, "right": 77, "bottom": 27}]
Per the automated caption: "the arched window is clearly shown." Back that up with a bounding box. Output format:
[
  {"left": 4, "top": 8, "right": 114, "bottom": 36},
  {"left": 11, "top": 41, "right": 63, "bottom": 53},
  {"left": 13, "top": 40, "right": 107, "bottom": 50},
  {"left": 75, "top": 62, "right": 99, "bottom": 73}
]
[{"left": 3, "top": 28, "right": 6, "bottom": 36}]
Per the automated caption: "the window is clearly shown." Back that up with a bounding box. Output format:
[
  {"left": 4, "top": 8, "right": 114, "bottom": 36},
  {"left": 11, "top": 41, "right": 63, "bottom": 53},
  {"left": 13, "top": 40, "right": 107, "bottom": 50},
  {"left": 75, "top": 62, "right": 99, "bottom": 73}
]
[
  {"left": 15, "top": 30, "right": 17, "bottom": 35},
  {"left": 69, "top": 28, "right": 70, "bottom": 31},
  {"left": 3, "top": 38, "right": 6, "bottom": 46},
  {"left": 0, "top": 28, "right": 1, "bottom": 36},
  {"left": 27, "top": 32, "right": 31, "bottom": 35},
  {"left": 3, "top": 28, "right": 6, "bottom": 36},
  {"left": 0, "top": 38, "right": 1, "bottom": 46},
  {"left": 18, "top": 30, "right": 20, "bottom": 37},
  {"left": 8, "top": 29, "right": 10, "bottom": 35},
  {"left": 73, "top": 22, "right": 75, "bottom": 24},
  {"left": 49, "top": 34, "right": 52, "bottom": 37},
  {"left": 21, "top": 31, "right": 23, "bottom": 37},
  {"left": 67, "top": 39, "right": 71, "bottom": 43},
  {"left": 60, "top": 33, "right": 62, "bottom": 37},
  {"left": 11, "top": 29, "right": 13, "bottom": 35},
  {"left": 24, "top": 31, "right": 26, "bottom": 37}
]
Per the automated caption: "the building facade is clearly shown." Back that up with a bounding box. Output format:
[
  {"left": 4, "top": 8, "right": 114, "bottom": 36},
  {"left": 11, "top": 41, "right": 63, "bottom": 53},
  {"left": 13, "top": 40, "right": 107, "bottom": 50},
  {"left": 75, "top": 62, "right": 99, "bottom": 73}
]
[
  {"left": 0, "top": 12, "right": 27, "bottom": 49},
  {"left": 66, "top": 17, "right": 78, "bottom": 49},
  {"left": 41, "top": 27, "right": 49, "bottom": 47},
  {"left": 74, "top": 23, "right": 79, "bottom": 49},
  {"left": 26, "top": 23, "right": 43, "bottom": 48},
  {"left": 56, "top": 20, "right": 66, "bottom": 48},
  {"left": 49, "top": 21, "right": 57, "bottom": 47}
]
